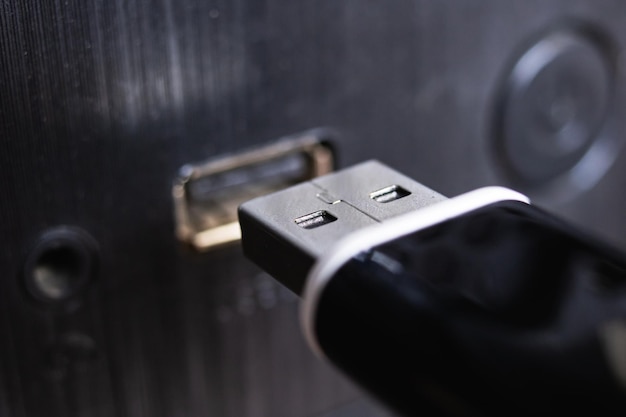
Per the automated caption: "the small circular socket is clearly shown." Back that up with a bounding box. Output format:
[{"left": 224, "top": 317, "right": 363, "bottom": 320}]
[{"left": 23, "top": 227, "right": 98, "bottom": 304}]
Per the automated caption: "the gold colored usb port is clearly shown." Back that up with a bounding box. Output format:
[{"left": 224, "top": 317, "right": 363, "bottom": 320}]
[{"left": 173, "top": 130, "right": 335, "bottom": 251}]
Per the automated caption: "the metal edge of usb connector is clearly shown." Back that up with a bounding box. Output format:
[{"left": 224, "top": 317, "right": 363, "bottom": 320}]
[
  {"left": 238, "top": 181, "right": 380, "bottom": 294},
  {"left": 238, "top": 160, "right": 447, "bottom": 295}
]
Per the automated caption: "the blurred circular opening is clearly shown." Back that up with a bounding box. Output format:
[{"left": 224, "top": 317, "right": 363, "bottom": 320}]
[
  {"left": 24, "top": 227, "right": 97, "bottom": 304},
  {"left": 492, "top": 21, "right": 623, "bottom": 202}
]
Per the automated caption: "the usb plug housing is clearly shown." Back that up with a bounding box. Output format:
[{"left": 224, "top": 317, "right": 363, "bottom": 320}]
[
  {"left": 239, "top": 161, "right": 626, "bottom": 417},
  {"left": 238, "top": 160, "right": 446, "bottom": 294}
]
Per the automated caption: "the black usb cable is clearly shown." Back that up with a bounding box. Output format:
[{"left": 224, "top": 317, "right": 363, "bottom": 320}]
[{"left": 239, "top": 161, "right": 626, "bottom": 417}]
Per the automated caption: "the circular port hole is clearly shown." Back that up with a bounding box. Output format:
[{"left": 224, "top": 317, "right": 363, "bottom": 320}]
[
  {"left": 24, "top": 227, "right": 97, "bottom": 304},
  {"left": 492, "top": 22, "right": 623, "bottom": 201}
]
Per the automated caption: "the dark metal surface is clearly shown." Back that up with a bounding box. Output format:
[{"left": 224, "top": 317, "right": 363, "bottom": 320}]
[{"left": 1, "top": 1, "right": 626, "bottom": 416}]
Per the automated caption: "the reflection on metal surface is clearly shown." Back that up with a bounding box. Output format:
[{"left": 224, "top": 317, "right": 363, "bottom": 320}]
[{"left": 174, "top": 129, "right": 335, "bottom": 251}]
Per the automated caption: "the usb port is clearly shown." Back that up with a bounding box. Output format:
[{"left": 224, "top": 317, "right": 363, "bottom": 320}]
[{"left": 174, "top": 129, "right": 335, "bottom": 251}]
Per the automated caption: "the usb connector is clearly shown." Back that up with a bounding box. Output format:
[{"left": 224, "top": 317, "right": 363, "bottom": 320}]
[
  {"left": 238, "top": 160, "right": 446, "bottom": 294},
  {"left": 240, "top": 161, "right": 621, "bottom": 417}
]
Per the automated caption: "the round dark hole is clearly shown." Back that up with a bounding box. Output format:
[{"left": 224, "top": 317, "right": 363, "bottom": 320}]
[
  {"left": 32, "top": 245, "right": 86, "bottom": 301},
  {"left": 24, "top": 227, "right": 97, "bottom": 304}
]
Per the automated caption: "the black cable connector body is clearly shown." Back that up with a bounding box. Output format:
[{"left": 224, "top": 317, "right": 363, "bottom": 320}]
[{"left": 239, "top": 161, "right": 626, "bottom": 417}]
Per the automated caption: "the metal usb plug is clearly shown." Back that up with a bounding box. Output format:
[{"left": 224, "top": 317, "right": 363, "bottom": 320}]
[{"left": 238, "top": 160, "right": 446, "bottom": 294}]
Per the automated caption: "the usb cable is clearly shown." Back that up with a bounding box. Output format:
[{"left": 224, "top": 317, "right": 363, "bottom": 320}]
[{"left": 239, "top": 160, "right": 626, "bottom": 417}]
